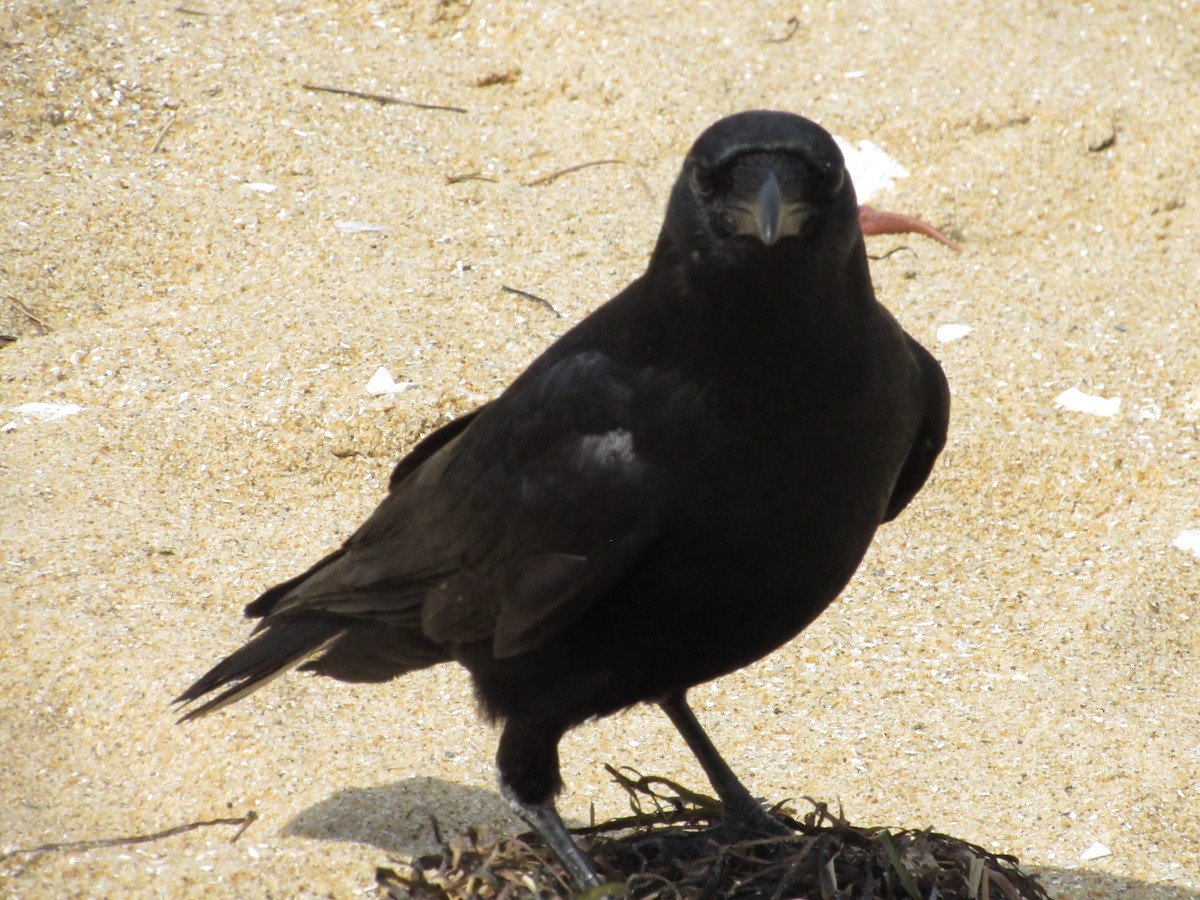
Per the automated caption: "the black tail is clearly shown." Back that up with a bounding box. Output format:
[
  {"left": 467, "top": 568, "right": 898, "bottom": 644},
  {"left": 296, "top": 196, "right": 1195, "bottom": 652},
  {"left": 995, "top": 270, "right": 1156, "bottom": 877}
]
[{"left": 174, "top": 619, "right": 343, "bottom": 722}]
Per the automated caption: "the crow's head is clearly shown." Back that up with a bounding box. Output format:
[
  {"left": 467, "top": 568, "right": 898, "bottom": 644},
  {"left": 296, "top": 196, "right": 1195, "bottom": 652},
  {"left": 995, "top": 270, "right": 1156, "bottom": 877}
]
[{"left": 661, "top": 111, "right": 860, "bottom": 273}]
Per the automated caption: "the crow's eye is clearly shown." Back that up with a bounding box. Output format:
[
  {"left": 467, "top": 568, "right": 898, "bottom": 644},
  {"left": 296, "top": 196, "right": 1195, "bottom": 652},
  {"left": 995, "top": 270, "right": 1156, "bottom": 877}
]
[
  {"left": 690, "top": 165, "right": 718, "bottom": 199},
  {"left": 816, "top": 162, "right": 846, "bottom": 196}
]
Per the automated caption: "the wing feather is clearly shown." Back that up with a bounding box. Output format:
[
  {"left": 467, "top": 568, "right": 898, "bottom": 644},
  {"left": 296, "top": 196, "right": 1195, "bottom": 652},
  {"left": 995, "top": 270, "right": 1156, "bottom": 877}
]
[{"left": 250, "top": 351, "right": 703, "bottom": 660}]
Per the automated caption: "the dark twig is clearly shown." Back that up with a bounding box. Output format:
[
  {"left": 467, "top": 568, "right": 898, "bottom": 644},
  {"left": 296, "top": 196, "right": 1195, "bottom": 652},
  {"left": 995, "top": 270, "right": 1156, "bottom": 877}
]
[
  {"left": 446, "top": 172, "right": 499, "bottom": 185},
  {"left": 766, "top": 16, "right": 802, "bottom": 43},
  {"left": 867, "top": 246, "right": 917, "bottom": 261},
  {"left": 524, "top": 158, "right": 656, "bottom": 204},
  {"left": 524, "top": 158, "right": 627, "bottom": 187},
  {"left": 0, "top": 810, "right": 257, "bottom": 867},
  {"left": 302, "top": 83, "right": 467, "bottom": 114},
  {"left": 501, "top": 284, "right": 562, "bottom": 318},
  {"left": 5, "top": 295, "right": 50, "bottom": 334},
  {"left": 229, "top": 812, "right": 257, "bottom": 842}
]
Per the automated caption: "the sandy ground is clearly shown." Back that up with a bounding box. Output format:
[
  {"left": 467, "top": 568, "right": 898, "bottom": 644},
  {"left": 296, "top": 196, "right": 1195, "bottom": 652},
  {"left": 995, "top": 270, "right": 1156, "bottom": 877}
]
[{"left": 2, "top": 1, "right": 1198, "bottom": 897}]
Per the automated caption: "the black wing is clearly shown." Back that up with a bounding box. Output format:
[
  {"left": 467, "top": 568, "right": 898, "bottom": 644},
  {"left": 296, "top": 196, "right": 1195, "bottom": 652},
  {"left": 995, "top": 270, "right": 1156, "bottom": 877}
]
[
  {"left": 257, "top": 350, "right": 700, "bottom": 655},
  {"left": 177, "top": 350, "right": 701, "bottom": 718},
  {"left": 237, "top": 405, "right": 490, "bottom": 622},
  {"left": 882, "top": 335, "right": 950, "bottom": 523}
]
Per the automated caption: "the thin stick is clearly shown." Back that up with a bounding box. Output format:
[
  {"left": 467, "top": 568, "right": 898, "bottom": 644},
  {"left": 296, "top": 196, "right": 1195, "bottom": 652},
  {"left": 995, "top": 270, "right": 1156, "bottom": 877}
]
[
  {"left": 524, "top": 158, "right": 655, "bottom": 203},
  {"left": 302, "top": 83, "right": 467, "bottom": 114},
  {"left": 0, "top": 810, "right": 257, "bottom": 865},
  {"left": 766, "top": 16, "right": 802, "bottom": 43},
  {"left": 151, "top": 112, "right": 176, "bottom": 153},
  {"left": 5, "top": 295, "right": 50, "bottom": 334},
  {"left": 868, "top": 246, "right": 916, "bottom": 262},
  {"left": 446, "top": 172, "right": 499, "bottom": 185}
]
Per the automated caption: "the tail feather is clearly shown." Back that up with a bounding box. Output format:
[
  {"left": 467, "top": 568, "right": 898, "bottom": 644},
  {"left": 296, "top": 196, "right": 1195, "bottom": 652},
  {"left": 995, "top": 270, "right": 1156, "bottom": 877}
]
[
  {"left": 175, "top": 620, "right": 343, "bottom": 722},
  {"left": 244, "top": 547, "right": 346, "bottom": 621}
]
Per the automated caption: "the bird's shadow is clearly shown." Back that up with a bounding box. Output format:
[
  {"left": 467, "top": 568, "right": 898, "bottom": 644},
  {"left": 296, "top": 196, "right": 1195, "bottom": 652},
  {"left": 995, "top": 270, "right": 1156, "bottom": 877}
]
[
  {"left": 284, "top": 779, "right": 1197, "bottom": 898},
  {"left": 283, "top": 776, "right": 522, "bottom": 859}
]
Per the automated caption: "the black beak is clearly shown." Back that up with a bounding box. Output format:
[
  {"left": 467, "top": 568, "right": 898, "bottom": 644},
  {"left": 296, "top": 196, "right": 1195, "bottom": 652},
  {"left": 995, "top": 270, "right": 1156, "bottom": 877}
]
[
  {"left": 727, "top": 167, "right": 812, "bottom": 245},
  {"left": 752, "top": 171, "right": 785, "bottom": 246}
]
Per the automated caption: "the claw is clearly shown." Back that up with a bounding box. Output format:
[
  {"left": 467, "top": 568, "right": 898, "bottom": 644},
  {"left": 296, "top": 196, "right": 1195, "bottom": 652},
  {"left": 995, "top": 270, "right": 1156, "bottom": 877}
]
[{"left": 858, "top": 204, "right": 962, "bottom": 252}]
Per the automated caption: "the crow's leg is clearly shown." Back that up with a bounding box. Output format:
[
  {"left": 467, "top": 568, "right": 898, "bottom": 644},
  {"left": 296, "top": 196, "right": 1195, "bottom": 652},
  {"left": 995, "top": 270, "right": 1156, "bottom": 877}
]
[
  {"left": 660, "top": 692, "right": 787, "bottom": 834},
  {"left": 500, "top": 789, "right": 602, "bottom": 891},
  {"left": 497, "top": 716, "right": 602, "bottom": 890}
]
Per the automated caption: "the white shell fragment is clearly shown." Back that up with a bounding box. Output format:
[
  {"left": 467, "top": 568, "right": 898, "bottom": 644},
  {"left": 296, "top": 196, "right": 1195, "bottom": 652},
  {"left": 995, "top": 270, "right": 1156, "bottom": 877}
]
[
  {"left": 936, "top": 324, "right": 973, "bottom": 343},
  {"left": 832, "top": 135, "right": 909, "bottom": 204},
  {"left": 3, "top": 402, "right": 83, "bottom": 431},
  {"left": 243, "top": 182, "right": 277, "bottom": 193},
  {"left": 8, "top": 402, "right": 83, "bottom": 420},
  {"left": 365, "top": 366, "right": 415, "bottom": 396},
  {"left": 1079, "top": 841, "right": 1112, "bottom": 862},
  {"left": 1172, "top": 530, "right": 1200, "bottom": 557},
  {"left": 335, "top": 220, "right": 386, "bottom": 234},
  {"left": 1054, "top": 388, "right": 1121, "bottom": 418}
]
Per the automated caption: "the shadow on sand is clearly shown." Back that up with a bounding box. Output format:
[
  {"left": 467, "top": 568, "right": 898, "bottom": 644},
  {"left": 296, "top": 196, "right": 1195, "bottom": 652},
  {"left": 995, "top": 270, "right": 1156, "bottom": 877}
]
[{"left": 286, "top": 777, "right": 1196, "bottom": 899}]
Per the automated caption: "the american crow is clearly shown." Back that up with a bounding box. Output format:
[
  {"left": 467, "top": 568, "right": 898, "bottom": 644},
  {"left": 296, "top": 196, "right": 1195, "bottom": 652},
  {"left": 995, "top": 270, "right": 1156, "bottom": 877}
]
[{"left": 177, "top": 110, "right": 951, "bottom": 890}]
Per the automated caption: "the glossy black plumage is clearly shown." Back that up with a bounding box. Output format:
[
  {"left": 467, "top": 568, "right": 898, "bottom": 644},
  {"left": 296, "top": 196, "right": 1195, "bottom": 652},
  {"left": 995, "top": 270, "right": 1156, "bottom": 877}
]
[{"left": 177, "top": 110, "right": 950, "bottom": 889}]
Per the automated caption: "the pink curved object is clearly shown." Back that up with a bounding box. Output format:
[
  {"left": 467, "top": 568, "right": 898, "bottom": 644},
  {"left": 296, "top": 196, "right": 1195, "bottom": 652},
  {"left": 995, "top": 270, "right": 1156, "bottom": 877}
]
[{"left": 858, "top": 204, "right": 962, "bottom": 252}]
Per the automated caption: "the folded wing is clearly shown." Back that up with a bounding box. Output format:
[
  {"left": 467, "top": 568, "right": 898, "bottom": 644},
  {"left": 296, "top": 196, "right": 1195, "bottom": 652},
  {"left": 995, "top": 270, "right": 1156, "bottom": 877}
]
[{"left": 177, "top": 350, "right": 701, "bottom": 716}]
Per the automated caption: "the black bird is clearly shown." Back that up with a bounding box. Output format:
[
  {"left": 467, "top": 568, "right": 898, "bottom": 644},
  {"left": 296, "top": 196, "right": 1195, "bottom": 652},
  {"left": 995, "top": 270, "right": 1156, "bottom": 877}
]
[{"left": 177, "top": 110, "right": 951, "bottom": 890}]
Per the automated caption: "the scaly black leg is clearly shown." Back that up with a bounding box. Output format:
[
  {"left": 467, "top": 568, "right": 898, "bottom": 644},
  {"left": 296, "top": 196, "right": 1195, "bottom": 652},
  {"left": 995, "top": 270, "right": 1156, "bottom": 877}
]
[
  {"left": 500, "top": 786, "right": 602, "bottom": 891},
  {"left": 660, "top": 692, "right": 786, "bottom": 833},
  {"left": 497, "top": 716, "right": 603, "bottom": 890}
]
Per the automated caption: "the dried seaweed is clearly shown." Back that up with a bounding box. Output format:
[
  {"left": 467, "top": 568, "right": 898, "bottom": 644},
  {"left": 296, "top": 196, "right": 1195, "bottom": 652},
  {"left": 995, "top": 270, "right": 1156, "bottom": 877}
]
[{"left": 376, "top": 769, "right": 1049, "bottom": 899}]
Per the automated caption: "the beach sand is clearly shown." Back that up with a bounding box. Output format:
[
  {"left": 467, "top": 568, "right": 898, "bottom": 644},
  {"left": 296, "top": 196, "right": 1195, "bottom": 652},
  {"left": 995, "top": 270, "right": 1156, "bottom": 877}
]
[{"left": 2, "top": 1, "right": 1198, "bottom": 896}]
